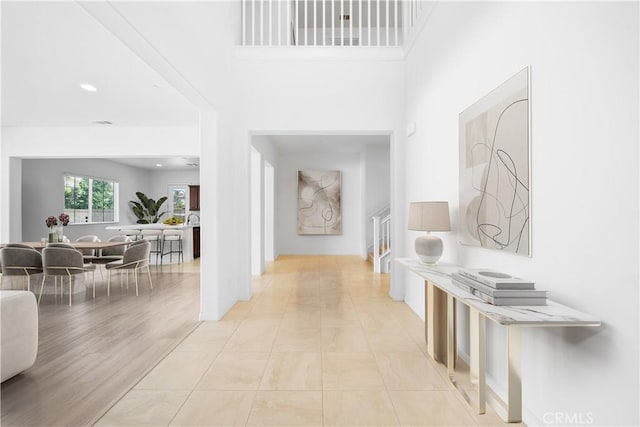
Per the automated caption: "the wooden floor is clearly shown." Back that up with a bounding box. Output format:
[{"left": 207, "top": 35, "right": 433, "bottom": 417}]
[{"left": 1, "top": 261, "right": 201, "bottom": 427}]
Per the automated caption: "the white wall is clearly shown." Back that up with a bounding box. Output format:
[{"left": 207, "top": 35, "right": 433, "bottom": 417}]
[
  {"left": 229, "top": 57, "right": 405, "bottom": 302},
  {"left": 147, "top": 169, "right": 200, "bottom": 203},
  {"left": 17, "top": 161, "right": 200, "bottom": 243},
  {"left": 21, "top": 158, "right": 151, "bottom": 242},
  {"left": 73, "top": 0, "right": 406, "bottom": 318},
  {"left": 264, "top": 162, "right": 276, "bottom": 261},
  {"left": 2, "top": 2, "right": 406, "bottom": 321},
  {"left": 278, "top": 152, "right": 362, "bottom": 255},
  {"left": 250, "top": 148, "right": 264, "bottom": 274},
  {"left": 403, "top": 2, "right": 638, "bottom": 426},
  {"left": 0, "top": 126, "right": 199, "bottom": 244},
  {"left": 252, "top": 135, "right": 281, "bottom": 261},
  {"left": 364, "top": 143, "right": 391, "bottom": 250},
  {"left": 8, "top": 158, "right": 22, "bottom": 242}
]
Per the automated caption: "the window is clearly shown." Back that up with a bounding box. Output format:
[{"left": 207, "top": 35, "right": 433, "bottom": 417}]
[
  {"left": 167, "top": 185, "right": 187, "bottom": 221},
  {"left": 64, "top": 174, "right": 119, "bottom": 224}
]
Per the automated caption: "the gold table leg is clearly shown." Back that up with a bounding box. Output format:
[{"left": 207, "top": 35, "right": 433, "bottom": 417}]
[
  {"left": 447, "top": 294, "right": 456, "bottom": 381},
  {"left": 469, "top": 308, "right": 486, "bottom": 414},
  {"left": 425, "top": 281, "right": 449, "bottom": 363},
  {"left": 506, "top": 326, "right": 522, "bottom": 423}
]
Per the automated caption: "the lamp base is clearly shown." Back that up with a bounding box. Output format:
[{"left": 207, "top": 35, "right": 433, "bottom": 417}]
[{"left": 415, "top": 233, "right": 443, "bottom": 265}]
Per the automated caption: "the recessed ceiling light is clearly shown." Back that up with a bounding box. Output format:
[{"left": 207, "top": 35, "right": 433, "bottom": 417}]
[
  {"left": 80, "top": 83, "right": 97, "bottom": 92},
  {"left": 156, "top": 163, "right": 163, "bottom": 167}
]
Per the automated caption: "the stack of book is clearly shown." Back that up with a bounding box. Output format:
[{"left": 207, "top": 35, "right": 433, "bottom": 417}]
[{"left": 453, "top": 268, "right": 547, "bottom": 306}]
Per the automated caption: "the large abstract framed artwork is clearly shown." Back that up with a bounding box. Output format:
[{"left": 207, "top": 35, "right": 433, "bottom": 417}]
[
  {"left": 297, "top": 170, "right": 342, "bottom": 235},
  {"left": 459, "top": 67, "right": 531, "bottom": 256}
]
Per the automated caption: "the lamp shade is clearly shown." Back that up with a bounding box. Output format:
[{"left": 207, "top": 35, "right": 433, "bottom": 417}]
[{"left": 408, "top": 201, "right": 451, "bottom": 232}]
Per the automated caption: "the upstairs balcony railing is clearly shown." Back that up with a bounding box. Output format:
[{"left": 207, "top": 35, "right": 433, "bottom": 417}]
[{"left": 241, "top": 0, "right": 429, "bottom": 47}]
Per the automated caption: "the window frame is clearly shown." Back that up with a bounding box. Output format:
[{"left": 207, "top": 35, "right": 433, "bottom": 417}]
[
  {"left": 167, "top": 184, "right": 189, "bottom": 221},
  {"left": 63, "top": 173, "right": 120, "bottom": 225}
]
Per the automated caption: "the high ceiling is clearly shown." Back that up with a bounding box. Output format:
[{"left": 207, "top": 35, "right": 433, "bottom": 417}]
[
  {"left": 108, "top": 157, "right": 200, "bottom": 171},
  {"left": 1, "top": 1, "right": 199, "bottom": 127},
  {"left": 1, "top": 1, "right": 393, "bottom": 163}
]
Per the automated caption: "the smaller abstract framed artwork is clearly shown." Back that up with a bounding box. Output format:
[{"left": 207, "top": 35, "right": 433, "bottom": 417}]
[
  {"left": 297, "top": 170, "right": 342, "bottom": 235},
  {"left": 459, "top": 66, "right": 531, "bottom": 256}
]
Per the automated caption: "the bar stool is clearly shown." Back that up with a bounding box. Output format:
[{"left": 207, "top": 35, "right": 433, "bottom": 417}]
[
  {"left": 123, "top": 230, "right": 142, "bottom": 241},
  {"left": 161, "top": 229, "right": 184, "bottom": 264},
  {"left": 141, "top": 229, "right": 163, "bottom": 265}
]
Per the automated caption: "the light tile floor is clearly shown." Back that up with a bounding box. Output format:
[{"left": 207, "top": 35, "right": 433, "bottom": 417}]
[{"left": 96, "top": 255, "right": 520, "bottom": 427}]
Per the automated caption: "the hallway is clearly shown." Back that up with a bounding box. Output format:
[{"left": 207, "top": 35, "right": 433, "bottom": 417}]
[{"left": 97, "top": 255, "right": 513, "bottom": 426}]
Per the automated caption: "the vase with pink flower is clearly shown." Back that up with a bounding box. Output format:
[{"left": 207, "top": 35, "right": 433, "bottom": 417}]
[
  {"left": 45, "top": 216, "right": 58, "bottom": 243},
  {"left": 58, "top": 213, "right": 70, "bottom": 241},
  {"left": 45, "top": 213, "right": 70, "bottom": 243}
]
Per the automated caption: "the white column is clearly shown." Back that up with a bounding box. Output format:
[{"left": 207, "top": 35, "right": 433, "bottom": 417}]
[
  {"left": 199, "top": 109, "right": 220, "bottom": 320},
  {"left": 264, "top": 163, "right": 275, "bottom": 261},
  {"left": 251, "top": 148, "right": 264, "bottom": 275}
]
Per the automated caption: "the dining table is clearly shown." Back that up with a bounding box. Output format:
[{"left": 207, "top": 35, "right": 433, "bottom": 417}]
[{"left": 0, "top": 241, "right": 130, "bottom": 251}]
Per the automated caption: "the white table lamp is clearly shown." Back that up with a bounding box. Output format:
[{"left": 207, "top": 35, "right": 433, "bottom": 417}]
[{"left": 408, "top": 201, "right": 451, "bottom": 264}]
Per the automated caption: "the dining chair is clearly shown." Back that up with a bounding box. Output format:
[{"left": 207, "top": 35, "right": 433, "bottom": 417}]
[
  {"left": 105, "top": 240, "right": 153, "bottom": 297},
  {"left": 38, "top": 243, "right": 76, "bottom": 297},
  {"left": 46, "top": 243, "right": 75, "bottom": 249},
  {"left": 93, "top": 235, "right": 131, "bottom": 263},
  {"left": 91, "top": 235, "right": 131, "bottom": 280},
  {"left": 4, "top": 243, "right": 37, "bottom": 249},
  {"left": 0, "top": 247, "right": 43, "bottom": 291},
  {"left": 75, "top": 235, "right": 101, "bottom": 263},
  {"left": 40, "top": 247, "right": 96, "bottom": 306}
]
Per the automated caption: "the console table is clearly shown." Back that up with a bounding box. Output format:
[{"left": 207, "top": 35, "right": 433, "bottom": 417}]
[{"left": 396, "top": 258, "right": 600, "bottom": 423}]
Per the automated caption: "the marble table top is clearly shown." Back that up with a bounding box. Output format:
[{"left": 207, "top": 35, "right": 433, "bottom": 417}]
[{"left": 396, "top": 258, "right": 600, "bottom": 327}]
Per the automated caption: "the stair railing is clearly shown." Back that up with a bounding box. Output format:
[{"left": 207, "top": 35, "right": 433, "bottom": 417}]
[
  {"left": 372, "top": 212, "right": 391, "bottom": 273},
  {"left": 241, "top": 0, "right": 433, "bottom": 47}
]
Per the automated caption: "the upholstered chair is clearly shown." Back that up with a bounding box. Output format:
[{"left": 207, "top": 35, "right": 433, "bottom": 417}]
[
  {"left": 75, "top": 235, "right": 100, "bottom": 262},
  {"left": 105, "top": 240, "right": 152, "bottom": 297},
  {"left": 4, "top": 243, "right": 37, "bottom": 249},
  {"left": 93, "top": 235, "right": 131, "bottom": 264},
  {"left": 0, "top": 247, "right": 43, "bottom": 291},
  {"left": 40, "top": 247, "right": 96, "bottom": 306},
  {"left": 45, "top": 243, "right": 75, "bottom": 249}
]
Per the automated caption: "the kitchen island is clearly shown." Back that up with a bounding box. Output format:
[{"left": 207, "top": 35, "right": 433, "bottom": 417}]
[{"left": 105, "top": 223, "right": 199, "bottom": 264}]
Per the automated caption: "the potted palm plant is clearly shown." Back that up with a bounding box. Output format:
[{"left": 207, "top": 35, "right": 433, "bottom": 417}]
[{"left": 129, "top": 192, "right": 168, "bottom": 224}]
